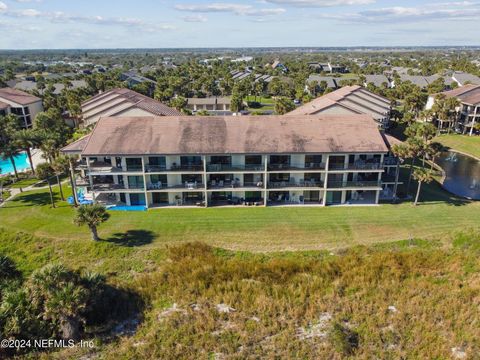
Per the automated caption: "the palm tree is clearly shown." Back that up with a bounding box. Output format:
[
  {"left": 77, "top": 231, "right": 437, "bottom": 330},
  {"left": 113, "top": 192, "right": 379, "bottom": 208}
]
[
  {"left": 73, "top": 204, "right": 110, "bottom": 241},
  {"left": 274, "top": 97, "right": 295, "bottom": 115},
  {"left": 54, "top": 155, "right": 78, "bottom": 206},
  {"left": 35, "top": 162, "right": 56, "bottom": 208},
  {"left": 1, "top": 143, "right": 21, "bottom": 180},
  {"left": 14, "top": 128, "right": 38, "bottom": 175},
  {"left": 27, "top": 264, "right": 88, "bottom": 341},
  {"left": 413, "top": 168, "right": 434, "bottom": 206},
  {"left": 52, "top": 156, "right": 72, "bottom": 201}
]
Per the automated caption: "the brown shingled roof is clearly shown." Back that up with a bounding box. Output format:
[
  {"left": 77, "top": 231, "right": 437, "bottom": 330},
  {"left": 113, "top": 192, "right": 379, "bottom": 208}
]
[
  {"left": 61, "top": 135, "right": 91, "bottom": 154},
  {"left": 435, "top": 84, "right": 480, "bottom": 105},
  {"left": 82, "top": 88, "right": 182, "bottom": 117},
  {"left": 81, "top": 115, "right": 389, "bottom": 156},
  {"left": 0, "top": 87, "right": 42, "bottom": 105},
  {"left": 288, "top": 85, "right": 390, "bottom": 117}
]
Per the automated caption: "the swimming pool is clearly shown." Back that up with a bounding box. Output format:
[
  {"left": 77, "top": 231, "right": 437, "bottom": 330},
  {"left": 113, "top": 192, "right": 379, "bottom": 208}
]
[
  {"left": 107, "top": 205, "right": 147, "bottom": 212},
  {"left": 0, "top": 152, "right": 30, "bottom": 175}
]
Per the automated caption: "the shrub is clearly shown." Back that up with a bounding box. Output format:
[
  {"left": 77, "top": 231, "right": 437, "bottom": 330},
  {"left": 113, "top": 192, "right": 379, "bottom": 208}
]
[{"left": 328, "top": 322, "right": 359, "bottom": 356}]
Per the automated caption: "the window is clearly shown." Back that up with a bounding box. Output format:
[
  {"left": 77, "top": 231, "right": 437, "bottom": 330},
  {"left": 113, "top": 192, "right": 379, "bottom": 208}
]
[
  {"left": 126, "top": 158, "right": 142, "bottom": 171},
  {"left": 210, "top": 156, "right": 231, "bottom": 165},
  {"left": 180, "top": 156, "right": 202, "bottom": 166},
  {"left": 149, "top": 157, "right": 166, "bottom": 168},
  {"left": 245, "top": 155, "right": 262, "bottom": 165}
]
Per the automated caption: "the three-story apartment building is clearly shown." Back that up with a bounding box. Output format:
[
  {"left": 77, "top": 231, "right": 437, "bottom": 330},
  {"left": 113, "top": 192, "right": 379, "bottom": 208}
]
[
  {"left": 62, "top": 115, "right": 400, "bottom": 208},
  {"left": 0, "top": 87, "right": 43, "bottom": 128}
]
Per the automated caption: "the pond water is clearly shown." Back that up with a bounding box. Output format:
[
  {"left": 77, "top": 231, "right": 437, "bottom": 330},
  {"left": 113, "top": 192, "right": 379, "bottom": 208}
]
[{"left": 435, "top": 151, "right": 480, "bottom": 200}]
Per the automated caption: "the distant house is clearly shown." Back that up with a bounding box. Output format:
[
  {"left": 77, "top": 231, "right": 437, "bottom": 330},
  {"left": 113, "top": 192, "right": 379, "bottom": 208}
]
[
  {"left": 81, "top": 88, "right": 182, "bottom": 127},
  {"left": 271, "top": 60, "right": 288, "bottom": 73},
  {"left": 230, "top": 70, "right": 274, "bottom": 83},
  {"left": 327, "top": 63, "right": 348, "bottom": 74},
  {"left": 426, "top": 84, "right": 480, "bottom": 134},
  {"left": 0, "top": 87, "right": 43, "bottom": 128},
  {"left": 120, "top": 71, "right": 157, "bottom": 90},
  {"left": 231, "top": 56, "right": 254, "bottom": 63},
  {"left": 9, "top": 80, "right": 87, "bottom": 95},
  {"left": 305, "top": 75, "right": 339, "bottom": 91},
  {"left": 186, "top": 97, "right": 231, "bottom": 113},
  {"left": 391, "top": 74, "right": 445, "bottom": 88},
  {"left": 451, "top": 71, "right": 480, "bottom": 86},
  {"left": 364, "top": 75, "right": 391, "bottom": 88},
  {"left": 289, "top": 85, "right": 392, "bottom": 127}
]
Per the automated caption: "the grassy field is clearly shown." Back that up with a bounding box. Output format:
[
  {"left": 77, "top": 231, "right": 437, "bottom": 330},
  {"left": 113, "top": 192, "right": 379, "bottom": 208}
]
[
  {"left": 436, "top": 134, "right": 480, "bottom": 159},
  {"left": 0, "top": 177, "right": 478, "bottom": 256},
  {"left": 39, "top": 237, "right": 480, "bottom": 359},
  {"left": 245, "top": 95, "right": 274, "bottom": 104}
]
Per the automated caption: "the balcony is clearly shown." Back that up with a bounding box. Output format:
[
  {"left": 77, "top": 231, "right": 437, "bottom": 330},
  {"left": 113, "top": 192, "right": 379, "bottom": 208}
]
[
  {"left": 207, "top": 180, "right": 264, "bottom": 190},
  {"left": 268, "top": 163, "right": 326, "bottom": 171},
  {"left": 206, "top": 164, "right": 264, "bottom": 172},
  {"left": 92, "top": 183, "right": 144, "bottom": 191},
  {"left": 383, "top": 157, "right": 399, "bottom": 166},
  {"left": 145, "top": 164, "right": 203, "bottom": 172},
  {"left": 147, "top": 182, "right": 205, "bottom": 190},
  {"left": 327, "top": 181, "right": 381, "bottom": 188},
  {"left": 268, "top": 180, "right": 324, "bottom": 189},
  {"left": 328, "top": 162, "right": 382, "bottom": 171},
  {"left": 88, "top": 162, "right": 143, "bottom": 173}
]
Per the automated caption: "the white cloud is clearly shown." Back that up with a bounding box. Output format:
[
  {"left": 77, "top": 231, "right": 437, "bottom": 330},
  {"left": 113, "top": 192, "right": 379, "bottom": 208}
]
[
  {"left": 0, "top": 1, "right": 7, "bottom": 12},
  {"left": 175, "top": 3, "right": 286, "bottom": 16},
  {"left": 262, "top": 0, "right": 375, "bottom": 7},
  {"left": 0, "top": 6, "right": 175, "bottom": 32},
  {"left": 182, "top": 14, "right": 208, "bottom": 22}
]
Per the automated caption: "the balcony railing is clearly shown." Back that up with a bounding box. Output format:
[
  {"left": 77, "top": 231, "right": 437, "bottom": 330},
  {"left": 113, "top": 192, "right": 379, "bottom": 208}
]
[
  {"left": 92, "top": 183, "right": 145, "bottom": 191},
  {"left": 268, "top": 180, "right": 324, "bottom": 188},
  {"left": 147, "top": 182, "right": 205, "bottom": 190},
  {"left": 207, "top": 181, "right": 264, "bottom": 189},
  {"left": 327, "top": 181, "right": 381, "bottom": 188},
  {"left": 383, "top": 157, "right": 399, "bottom": 166},
  {"left": 146, "top": 164, "right": 203, "bottom": 172},
  {"left": 268, "top": 163, "right": 326, "bottom": 171},
  {"left": 206, "top": 164, "right": 264, "bottom": 172},
  {"left": 328, "top": 162, "right": 382, "bottom": 171}
]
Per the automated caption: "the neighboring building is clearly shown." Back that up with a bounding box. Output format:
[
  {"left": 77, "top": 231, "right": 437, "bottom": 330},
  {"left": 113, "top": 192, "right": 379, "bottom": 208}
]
[
  {"left": 327, "top": 63, "right": 348, "bottom": 74},
  {"left": 364, "top": 75, "right": 391, "bottom": 88},
  {"left": 81, "top": 88, "right": 182, "bottom": 127},
  {"left": 230, "top": 70, "right": 274, "bottom": 83},
  {"left": 426, "top": 84, "right": 480, "bottom": 135},
  {"left": 8, "top": 80, "right": 87, "bottom": 95},
  {"left": 186, "top": 97, "right": 231, "bottom": 113},
  {"left": 305, "top": 75, "right": 339, "bottom": 91},
  {"left": 120, "top": 71, "right": 157, "bottom": 89},
  {"left": 290, "top": 85, "right": 392, "bottom": 127},
  {"left": 0, "top": 87, "right": 43, "bottom": 128},
  {"left": 63, "top": 114, "right": 400, "bottom": 208},
  {"left": 451, "top": 71, "right": 480, "bottom": 86},
  {"left": 231, "top": 56, "right": 254, "bottom": 63}
]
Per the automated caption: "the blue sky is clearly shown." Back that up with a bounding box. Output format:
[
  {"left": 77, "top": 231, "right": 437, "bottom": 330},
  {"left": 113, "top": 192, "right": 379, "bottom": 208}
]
[{"left": 0, "top": 0, "right": 478, "bottom": 49}]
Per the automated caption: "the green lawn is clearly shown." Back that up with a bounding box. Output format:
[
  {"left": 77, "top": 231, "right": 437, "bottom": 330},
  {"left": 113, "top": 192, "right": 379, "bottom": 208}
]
[
  {"left": 245, "top": 95, "right": 274, "bottom": 104},
  {"left": 436, "top": 134, "right": 480, "bottom": 159},
  {"left": 8, "top": 177, "right": 44, "bottom": 188},
  {"left": 0, "top": 178, "right": 478, "bottom": 254}
]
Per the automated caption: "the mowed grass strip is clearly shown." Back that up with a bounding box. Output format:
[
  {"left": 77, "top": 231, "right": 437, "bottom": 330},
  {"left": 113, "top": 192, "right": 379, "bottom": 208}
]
[
  {"left": 436, "top": 134, "right": 480, "bottom": 159},
  {"left": 0, "top": 184, "right": 479, "bottom": 252}
]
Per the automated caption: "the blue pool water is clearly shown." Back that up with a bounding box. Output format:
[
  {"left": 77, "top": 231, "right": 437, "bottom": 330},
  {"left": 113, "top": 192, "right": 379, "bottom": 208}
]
[
  {"left": 107, "top": 205, "right": 147, "bottom": 212},
  {"left": 0, "top": 152, "right": 30, "bottom": 175}
]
